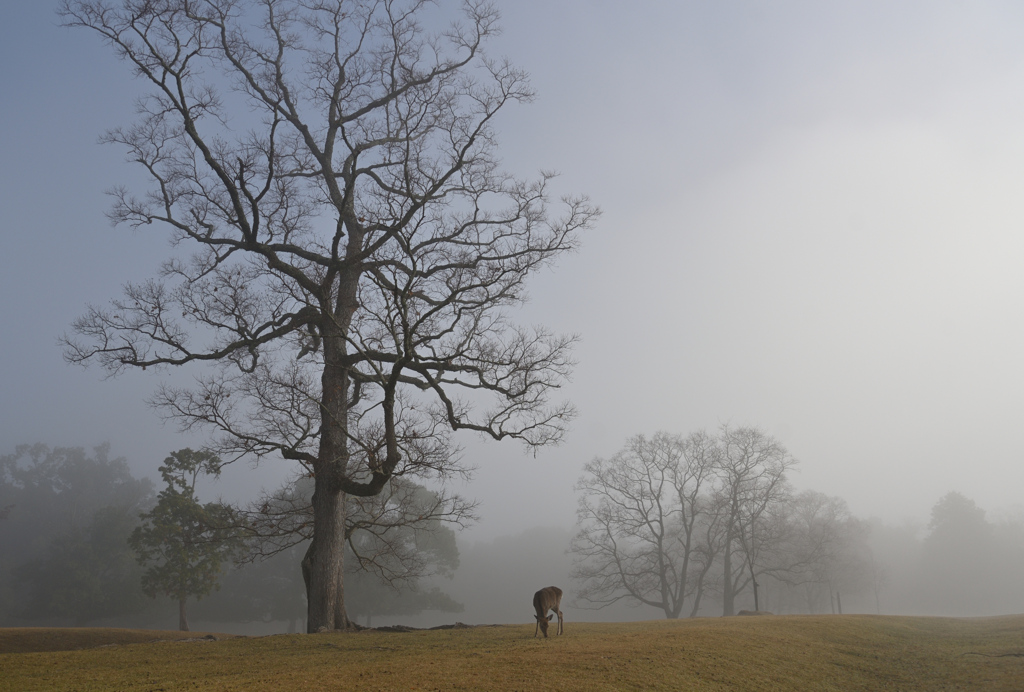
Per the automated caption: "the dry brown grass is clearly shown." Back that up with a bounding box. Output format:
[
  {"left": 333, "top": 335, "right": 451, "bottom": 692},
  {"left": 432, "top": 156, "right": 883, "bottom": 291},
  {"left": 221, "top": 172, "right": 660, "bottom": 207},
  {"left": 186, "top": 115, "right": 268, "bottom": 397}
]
[
  {"left": 0, "top": 627, "right": 238, "bottom": 655},
  {"left": 1, "top": 615, "right": 1022, "bottom": 691}
]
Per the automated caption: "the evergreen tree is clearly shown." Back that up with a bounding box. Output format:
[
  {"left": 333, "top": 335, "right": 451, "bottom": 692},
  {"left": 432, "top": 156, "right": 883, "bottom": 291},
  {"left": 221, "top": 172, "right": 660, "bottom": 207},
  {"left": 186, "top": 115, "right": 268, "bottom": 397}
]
[{"left": 129, "top": 449, "right": 246, "bottom": 631}]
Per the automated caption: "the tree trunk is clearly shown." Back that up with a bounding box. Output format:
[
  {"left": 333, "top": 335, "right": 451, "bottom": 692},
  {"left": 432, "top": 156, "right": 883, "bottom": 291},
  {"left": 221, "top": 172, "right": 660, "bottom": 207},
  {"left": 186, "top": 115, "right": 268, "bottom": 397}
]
[
  {"left": 298, "top": 262, "right": 362, "bottom": 634},
  {"left": 722, "top": 538, "right": 735, "bottom": 616},
  {"left": 302, "top": 285, "right": 360, "bottom": 633},
  {"left": 178, "top": 597, "right": 189, "bottom": 632},
  {"left": 689, "top": 582, "right": 704, "bottom": 618},
  {"left": 689, "top": 555, "right": 716, "bottom": 617},
  {"left": 304, "top": 481, "right": 351, "bottom": 632}
]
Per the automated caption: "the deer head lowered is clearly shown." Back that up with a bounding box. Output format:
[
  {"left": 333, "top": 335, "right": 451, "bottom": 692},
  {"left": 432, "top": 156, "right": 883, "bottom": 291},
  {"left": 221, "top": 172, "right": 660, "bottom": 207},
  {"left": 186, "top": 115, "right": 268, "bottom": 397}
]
[{"left": 533, "top": 586, "right": 564, "bottom": 638}]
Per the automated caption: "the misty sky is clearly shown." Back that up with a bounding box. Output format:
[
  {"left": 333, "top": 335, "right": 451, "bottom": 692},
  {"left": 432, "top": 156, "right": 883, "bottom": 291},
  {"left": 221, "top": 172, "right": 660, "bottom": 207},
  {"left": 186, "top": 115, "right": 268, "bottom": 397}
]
[{"left": 3, "top": 1, "right": 1024, "bottom": 542}]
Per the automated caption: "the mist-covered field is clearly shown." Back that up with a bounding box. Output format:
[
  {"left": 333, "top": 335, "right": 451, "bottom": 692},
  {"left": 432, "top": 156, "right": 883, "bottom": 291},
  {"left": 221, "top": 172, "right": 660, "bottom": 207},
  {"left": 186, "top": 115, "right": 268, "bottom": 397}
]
[{"left": 3, "top": 615, "right": 1023, "bottom": 691}]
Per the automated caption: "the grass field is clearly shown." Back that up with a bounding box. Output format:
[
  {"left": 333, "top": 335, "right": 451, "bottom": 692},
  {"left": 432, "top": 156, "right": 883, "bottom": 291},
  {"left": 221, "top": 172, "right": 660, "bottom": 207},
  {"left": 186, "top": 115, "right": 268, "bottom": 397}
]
[{"left": 1, "top": 615, "right": 1022, "bottom": 691}]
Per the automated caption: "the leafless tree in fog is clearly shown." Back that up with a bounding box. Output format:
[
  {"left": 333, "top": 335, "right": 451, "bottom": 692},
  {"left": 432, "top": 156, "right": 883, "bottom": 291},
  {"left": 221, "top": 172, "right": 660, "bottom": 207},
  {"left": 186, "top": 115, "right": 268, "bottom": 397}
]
[
  {"left": 571, "top": 427, "right": 797, "bottom": 618},
  {"left": 570, "top": 432, "right": 718, "bottom": 618},
  {"left": 777, "top": 490, "right": 872, "bottom": 614},
  {"left": 59, "top": 0, "right": 597, "bottom": 631},
  {"left": 717, "top": 425, "right": 795, "bottom": 615}
]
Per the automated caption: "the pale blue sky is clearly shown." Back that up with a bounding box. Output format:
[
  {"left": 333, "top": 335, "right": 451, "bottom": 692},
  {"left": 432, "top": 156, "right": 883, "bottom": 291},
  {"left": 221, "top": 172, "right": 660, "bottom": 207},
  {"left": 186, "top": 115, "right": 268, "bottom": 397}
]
[{"left": 4, "top": 1, "right": 1024, "bottom": 539}]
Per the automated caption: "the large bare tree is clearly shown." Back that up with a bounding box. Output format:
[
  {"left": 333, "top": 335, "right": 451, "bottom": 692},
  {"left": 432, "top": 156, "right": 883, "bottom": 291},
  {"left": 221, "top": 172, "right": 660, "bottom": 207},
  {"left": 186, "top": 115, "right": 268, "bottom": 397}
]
[{"left": 59, "top": 0, "right": 597, "bottom": 631}]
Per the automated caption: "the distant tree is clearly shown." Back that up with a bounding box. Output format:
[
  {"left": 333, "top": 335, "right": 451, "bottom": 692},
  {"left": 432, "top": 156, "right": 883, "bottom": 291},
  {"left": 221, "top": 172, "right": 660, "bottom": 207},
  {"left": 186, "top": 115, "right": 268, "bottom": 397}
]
[
  {"left": 859, "top": 500, "right": 1024, "bottom": 617},
  {"left": 716, "top": 426, "right": 796, "bottom": 615},
  {"left": 781, "top": 491, "right": 872, "bottom": 614},
  {"left": 570, "top": 427, "right": 797, "bottom": 619},
  {"left": 204, "top": 481, "right": 469, "bottom": 630},
  {"left": 868, "top": 552, "right": 889, "bottom": 615},
  {"left": 919, "top": 491, "right": 996, "bottom": 614},
  {"left": 927, "top": 492, "right": 989, "bottom": 542},
  {"left": 0, "top": 443, "right": 154, "bottom": 547},
  {"left": 348, "top": 484, "right": 465, "bottom": 626},
  {"left": 0, "top": 444, "right": 153, "bottom": 625},
  {"left": 12, "top": 505, "right": 150, "bottom": 625},
  {"left": 343, "top": 481, "right": 469, "bottom": 591},
  {"left": 570, "top": 431, "right": 719, "bottom": 618},
  {"left": 60, "top": 0, "right": 597, "bottom": 632},
  {"left": 129, "top": 449, "right": 247, "bottom": 631}
]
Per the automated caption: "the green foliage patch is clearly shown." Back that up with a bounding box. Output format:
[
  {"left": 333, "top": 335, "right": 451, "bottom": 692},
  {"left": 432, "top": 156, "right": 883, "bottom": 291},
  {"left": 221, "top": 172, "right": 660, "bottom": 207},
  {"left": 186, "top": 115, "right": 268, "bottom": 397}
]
[
  {"left": 129, "top": 449, "right": 246, "bottom": 631},
  {"left": 2, "top": 615, "right": 1023, "bottom": 691}
]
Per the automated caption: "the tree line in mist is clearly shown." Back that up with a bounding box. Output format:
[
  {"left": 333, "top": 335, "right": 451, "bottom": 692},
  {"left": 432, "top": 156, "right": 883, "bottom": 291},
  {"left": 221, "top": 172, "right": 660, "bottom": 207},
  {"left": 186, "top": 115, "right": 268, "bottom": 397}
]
[
  {"left": 0, "top": 444, "right": 464, "bottom": 632},
  {"left": 564, "top": 427, "right": 1024, "bottom": 621},
  {"left": 2, "top": 432, "right": 1022, "bottom": 632}
]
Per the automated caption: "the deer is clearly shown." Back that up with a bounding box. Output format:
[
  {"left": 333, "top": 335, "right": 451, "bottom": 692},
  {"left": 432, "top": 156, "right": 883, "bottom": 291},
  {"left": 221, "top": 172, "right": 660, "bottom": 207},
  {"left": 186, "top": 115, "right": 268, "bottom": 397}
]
[{"left": 533, "top": 586, "right": 564, "bottom": 638}]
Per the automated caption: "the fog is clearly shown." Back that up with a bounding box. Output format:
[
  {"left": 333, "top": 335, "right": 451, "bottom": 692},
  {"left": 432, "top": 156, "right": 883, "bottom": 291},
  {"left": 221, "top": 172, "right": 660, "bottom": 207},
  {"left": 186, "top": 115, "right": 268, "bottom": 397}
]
[
  {"left": 4, "top": 441, "right": 1021, "bottom": 632},
  {"left": 3, "top": 1, "right": 1024, "bottom": 628}
]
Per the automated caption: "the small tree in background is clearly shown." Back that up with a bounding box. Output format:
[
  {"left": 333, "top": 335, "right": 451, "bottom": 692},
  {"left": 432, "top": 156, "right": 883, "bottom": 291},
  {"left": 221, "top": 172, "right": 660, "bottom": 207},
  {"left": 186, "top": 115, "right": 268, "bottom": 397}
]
[{"left": 129, "top": 449, "right": 246, "bottom": 631}]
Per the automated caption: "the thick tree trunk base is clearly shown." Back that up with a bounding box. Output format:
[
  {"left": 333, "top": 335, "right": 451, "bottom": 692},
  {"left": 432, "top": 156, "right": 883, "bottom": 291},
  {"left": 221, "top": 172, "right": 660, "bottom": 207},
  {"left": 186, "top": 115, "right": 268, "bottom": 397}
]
[
  {"left": 310, "top": 622, "right": 366, "bottom": 633},
  {"left": 303, "top": 489, "right": 354, "bottom": 633}
]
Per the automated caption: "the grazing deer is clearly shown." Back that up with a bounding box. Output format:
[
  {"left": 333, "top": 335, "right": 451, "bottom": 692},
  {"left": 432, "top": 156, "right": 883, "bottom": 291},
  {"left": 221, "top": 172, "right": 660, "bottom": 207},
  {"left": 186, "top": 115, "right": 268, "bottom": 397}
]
[{"left": 533, "top": 586, "right": 564, "bottom": 638}]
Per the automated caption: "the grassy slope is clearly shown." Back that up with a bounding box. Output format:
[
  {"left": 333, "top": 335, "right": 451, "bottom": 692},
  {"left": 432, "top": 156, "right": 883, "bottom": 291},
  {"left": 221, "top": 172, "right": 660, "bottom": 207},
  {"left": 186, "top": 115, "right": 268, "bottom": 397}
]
[
  {"left": 0, "top": 627, "right": 238, "bottom": 655},
  {"left": 1, "top": 615, "right": 1022, "bottom": 691}
]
